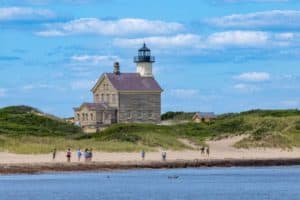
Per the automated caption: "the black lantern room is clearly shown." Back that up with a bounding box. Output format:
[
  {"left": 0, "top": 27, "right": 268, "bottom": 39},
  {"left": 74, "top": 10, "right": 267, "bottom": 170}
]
[{"left": 134, "top": 43, "right": 155, "bottom": 63}]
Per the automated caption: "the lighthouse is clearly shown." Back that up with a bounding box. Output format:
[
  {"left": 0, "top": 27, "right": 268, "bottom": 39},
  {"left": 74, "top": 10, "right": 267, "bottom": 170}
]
[{"left": 134, "top": 43, "right": 155, "bottom": 77}]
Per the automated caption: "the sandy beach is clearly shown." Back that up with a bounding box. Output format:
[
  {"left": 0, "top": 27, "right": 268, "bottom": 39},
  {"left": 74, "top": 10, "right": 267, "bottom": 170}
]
[{"left": 1, "top": 136, "right": 300, "bottom": 164}]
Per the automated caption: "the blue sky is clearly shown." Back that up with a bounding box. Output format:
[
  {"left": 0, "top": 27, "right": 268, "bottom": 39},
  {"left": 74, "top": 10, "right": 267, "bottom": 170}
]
[{"left": 1, "top": 0, "right": 300, "bottom": 117}]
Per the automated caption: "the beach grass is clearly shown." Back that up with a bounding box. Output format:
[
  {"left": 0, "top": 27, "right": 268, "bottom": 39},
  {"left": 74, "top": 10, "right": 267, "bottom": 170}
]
[{"left": 1, "top": 106, "right": 300, "bottom": 153}]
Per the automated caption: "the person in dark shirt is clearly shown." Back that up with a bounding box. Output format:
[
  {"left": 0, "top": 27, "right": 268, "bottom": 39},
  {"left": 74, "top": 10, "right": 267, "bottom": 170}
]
[{"left": 66, "top": 148, "right": 71, "bottom": 162}]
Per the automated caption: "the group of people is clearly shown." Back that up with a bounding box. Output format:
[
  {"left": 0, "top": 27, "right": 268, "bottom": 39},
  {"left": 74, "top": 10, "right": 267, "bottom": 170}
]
[
  {"left": 52, "top": 146, "right": 210, "bottom": 162},
  {"left": 200, "top": 146, "right": 210, "bottom": 156},
  {"left": 52, "top": 148, "right": 93, "bottom": 162}
]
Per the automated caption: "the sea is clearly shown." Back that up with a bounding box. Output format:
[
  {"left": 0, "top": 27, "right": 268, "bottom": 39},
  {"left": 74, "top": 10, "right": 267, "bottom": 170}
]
[{"left": 0, "top": 166, "right": 300, "bottom": 200}]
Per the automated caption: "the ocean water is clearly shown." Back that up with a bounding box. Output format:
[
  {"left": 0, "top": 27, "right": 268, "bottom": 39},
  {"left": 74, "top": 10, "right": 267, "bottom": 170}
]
[{"left": 0, "top": 166, "right": 300, "bottom": 200}]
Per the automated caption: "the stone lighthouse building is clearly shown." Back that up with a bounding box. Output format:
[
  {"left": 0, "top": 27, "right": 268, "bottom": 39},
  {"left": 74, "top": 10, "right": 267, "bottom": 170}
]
[{"left": 74, "top": 44, "right": 163, "bottom": 132}]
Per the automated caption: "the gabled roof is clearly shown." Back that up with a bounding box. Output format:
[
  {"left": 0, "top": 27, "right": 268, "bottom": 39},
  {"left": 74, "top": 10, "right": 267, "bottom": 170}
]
[
  {"left": 194, "top": 112, "right": 217, "bottom": 119},
  {"left": 74, "top": 102, "right": 114, "bottom": 111},
  {"left": 92, "top": 73, "right": 163, "bottom": 92}
]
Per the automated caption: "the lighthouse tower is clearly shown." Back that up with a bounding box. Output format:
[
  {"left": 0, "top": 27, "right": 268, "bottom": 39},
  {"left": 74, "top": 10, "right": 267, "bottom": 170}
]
[{"left": 134, "top": 43, "right": 155, "bottom": 77}]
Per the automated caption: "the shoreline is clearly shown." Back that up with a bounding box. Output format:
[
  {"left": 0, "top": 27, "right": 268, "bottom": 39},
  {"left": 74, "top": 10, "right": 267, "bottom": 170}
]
[{"left": 1, "top": 158, "right": 300, "bottom": 175}]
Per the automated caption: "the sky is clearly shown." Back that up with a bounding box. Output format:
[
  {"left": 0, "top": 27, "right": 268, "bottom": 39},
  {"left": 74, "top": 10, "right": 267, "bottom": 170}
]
[{"left": 1, "top": 0, "right": 300, "bottom": 117}]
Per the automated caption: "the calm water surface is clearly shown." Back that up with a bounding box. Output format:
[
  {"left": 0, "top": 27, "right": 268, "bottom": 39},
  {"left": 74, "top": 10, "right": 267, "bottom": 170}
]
[{"left": 1, "top": 166, "right": 300, "bottom": 200}]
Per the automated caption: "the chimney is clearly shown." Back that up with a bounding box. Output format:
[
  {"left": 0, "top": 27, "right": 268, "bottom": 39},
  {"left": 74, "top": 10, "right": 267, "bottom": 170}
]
[{"left": 113, "top": 62, "right": 120, "bottom": 75}]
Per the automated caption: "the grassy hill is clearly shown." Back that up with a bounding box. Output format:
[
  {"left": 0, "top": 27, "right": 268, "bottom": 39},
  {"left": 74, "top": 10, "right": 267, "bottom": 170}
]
[
  {"left": 0, "top": 105, "right": 82, "bottom": 136},
  {"left": 0, "top": 106, "right": 300, "bottom": 154}
]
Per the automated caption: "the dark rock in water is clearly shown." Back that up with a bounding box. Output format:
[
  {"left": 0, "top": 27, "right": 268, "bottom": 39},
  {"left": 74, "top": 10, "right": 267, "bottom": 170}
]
[{"left": 168, "top": 175, "right": 179, "bottom": 179}]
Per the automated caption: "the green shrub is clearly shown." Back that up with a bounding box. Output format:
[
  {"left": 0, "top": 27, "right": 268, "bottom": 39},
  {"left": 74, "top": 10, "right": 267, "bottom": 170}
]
[{"left": 295, "top": 120, "right": 300, "bottom": 130}]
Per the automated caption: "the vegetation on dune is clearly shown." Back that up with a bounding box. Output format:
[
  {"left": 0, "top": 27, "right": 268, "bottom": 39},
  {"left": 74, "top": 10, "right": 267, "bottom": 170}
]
[
  {"left": 1, "top": 106, "right": 300, "bottom": 153},
  {"left": 161, "top": 111, "right": 195, "bottom": 121},
  {"left": 0, "top": 105, "right": 83, "bottom": 136}
]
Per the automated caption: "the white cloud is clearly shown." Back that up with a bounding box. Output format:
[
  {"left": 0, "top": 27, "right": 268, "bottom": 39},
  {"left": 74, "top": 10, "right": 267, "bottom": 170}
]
[
  {"left": 36, "top": 18, "right": 184, "bottom": 36},
  {"left": 8, "top": 0, "right": 94, "bottom": 4},
  {"left": 22, "top": 84, "right": 53, "bottom": 91},
  {"left": 233, "top": 83, "right": 261, "bottom": 92},
  {"left": 114, "top": 34, "right": 203, "bottom": 49},
  {"left": 208, "top": 10, "right": 300, "bottom": 29},
  {"left": 234, "top": 72, "right": 270, "bottom": 82},
  {"left": 0, "top": 88, "right": 6, "bottom": 97},
  {"left": 114, "top": 31, "right": 274, "bottom": 49},
  {"left": 71, "top": 55, "right": 119, "bottom": 65},
  {"left": 170, "top": 89, "right": 199, "bottom": 98},
  {"left": 207, "top": 31, "right": 269, "bottom": 47},
  {"left": 220, "top": 0, "right": 288, "bottom": 2},
  {"left": 70, "top": 80, "right": 96, "bottom": 90},
  {"left": 0, "top": 7, "right": 55, "bottom": 21}
]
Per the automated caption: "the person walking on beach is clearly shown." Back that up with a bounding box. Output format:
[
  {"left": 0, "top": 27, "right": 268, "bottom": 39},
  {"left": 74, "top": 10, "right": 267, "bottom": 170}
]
[
  {"left": 52, "top": 148, "right": 56, "bottom": 161},
  {"left": 141, "top": 150, "right": 145, "bottom": 160},
  {"left": 206, "top": 146, "right": 210, "bottom": 157},
  {"left": 77, "top": 149, "right": 82, "bottom": 162},
  {"left": 66, "top": 148, "right": 71, "bottom": 162},
  {"left": 162, "top": 151, "right": 167, "bottom": 161},
  {"left": 84, "top": 148, "right": 89, "bottom": 162},
  {"left": 200, "top": 147, "right": 205, "bottom": 155}
]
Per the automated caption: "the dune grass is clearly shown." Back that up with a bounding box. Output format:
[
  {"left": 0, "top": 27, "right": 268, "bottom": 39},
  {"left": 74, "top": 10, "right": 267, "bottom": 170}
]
[
  {"left": 1, "top": 106, "right": 300, "bottom": 153},
  {"left": 0, "top": 135, "right": 153, "bottom": 154}
]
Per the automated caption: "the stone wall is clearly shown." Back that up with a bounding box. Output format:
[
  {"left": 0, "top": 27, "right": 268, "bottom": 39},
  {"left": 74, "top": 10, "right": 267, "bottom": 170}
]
[
  {"left": 93, "top": 75, "right": 119, "bottom": 108},
  {"left": 74, "top": 107, "right": 96, "bottom": 128},
  {"left": 118, "top": 92, "right": 161, "bottom": 123}
]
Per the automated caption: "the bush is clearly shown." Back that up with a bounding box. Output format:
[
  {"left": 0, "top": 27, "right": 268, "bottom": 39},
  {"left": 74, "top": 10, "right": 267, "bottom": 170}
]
[
  {"left": 295, "top": 121, "right": 300, "bottom": 131},
  {"left": 210, "top": 118, "right": 252, "bottom": 133},
  {"left": 161, "top": 111, "right": 195, "bottom": 121}
]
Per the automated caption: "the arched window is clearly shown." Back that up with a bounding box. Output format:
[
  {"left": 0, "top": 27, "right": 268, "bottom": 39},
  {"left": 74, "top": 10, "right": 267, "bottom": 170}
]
[
  {"left": 90, "top": 113, "right": 94, "bottom": 121},
  {"left": 77, "top": 113, "right": 80, "bottom": 120},
  {"left": 82, "top": 113, "right": 85, "bottom": 121}
]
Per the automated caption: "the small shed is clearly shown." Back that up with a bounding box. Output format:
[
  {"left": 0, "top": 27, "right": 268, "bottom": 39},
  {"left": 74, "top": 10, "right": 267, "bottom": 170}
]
[{"left": 192, "top": 112, "right": 217, "bottom": 123}]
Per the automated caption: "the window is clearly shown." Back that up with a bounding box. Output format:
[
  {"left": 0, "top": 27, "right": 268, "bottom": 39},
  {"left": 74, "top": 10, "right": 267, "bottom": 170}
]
[
  {"left": 82, "top": 113, "right": 85, "bottom": 121},
  {"left": 95, "top": 94, "right": 99, "bottom": 102},
  {"left": 103, "top": 83, "right": 109, "bottom": 90},
  {"left": 138, "top": 111, "right": 142, "bottom": 119},
  {"left": 105, "top": 113, "right": 109, "bottom": 120},
  {"left": 86, "top": 113, "right": 88, "bottom": 121},
  {"left": 112, "top": 94, "right": 116, "bottom": 103},
  {"left": 77, "top": 113, "right": 80, "bottom": 120},
  {"left": 90, "top": 113, "right": 94, "bottom": 121},
  {"left": 101, "top": 94, "right": 104, "bottom": 102},
  {"left": 106, "top": 94, "right": 110, "bottom": 103}
]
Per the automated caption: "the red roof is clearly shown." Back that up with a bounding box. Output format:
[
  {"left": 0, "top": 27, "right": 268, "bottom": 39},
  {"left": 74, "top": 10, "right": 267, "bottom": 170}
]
[{"left": 106, "top": 73, "right": 163, "bottom": 91}]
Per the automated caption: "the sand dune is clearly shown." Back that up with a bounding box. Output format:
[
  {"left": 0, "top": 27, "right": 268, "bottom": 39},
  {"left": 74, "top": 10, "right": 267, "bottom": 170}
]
[{"left": 1, "top": 136, "right": 300, "bottom": 164}]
